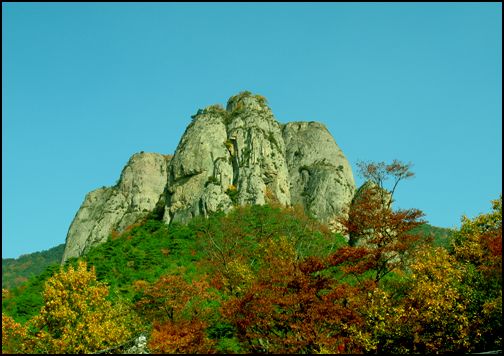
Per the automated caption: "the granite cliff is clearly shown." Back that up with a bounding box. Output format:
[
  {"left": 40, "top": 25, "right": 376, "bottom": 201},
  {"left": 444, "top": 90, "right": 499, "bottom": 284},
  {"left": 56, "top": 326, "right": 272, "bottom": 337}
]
[{"left": 62, "top": 92, "right": 356, "bottom": 263}]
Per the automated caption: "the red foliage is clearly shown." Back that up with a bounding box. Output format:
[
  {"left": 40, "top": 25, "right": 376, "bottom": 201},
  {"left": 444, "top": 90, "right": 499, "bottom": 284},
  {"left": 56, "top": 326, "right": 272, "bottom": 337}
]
[
  {"left": 338, "top": 162, "right": 425, "bottom": 282},
  {"left": 479, "top": 226, "right": 502, "bottom": 281},
  {"left": 222, "top": 243, "right": 369, "bottom": 354}
]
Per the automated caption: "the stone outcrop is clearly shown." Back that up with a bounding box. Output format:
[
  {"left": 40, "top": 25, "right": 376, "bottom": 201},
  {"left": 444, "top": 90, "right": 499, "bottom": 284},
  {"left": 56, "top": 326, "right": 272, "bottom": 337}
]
[
  {"left": 61, "top": 152, "right": 170, "bottom": 263},
  {"left": 62, "top": 92, "right": 356, "bottom": 262}
]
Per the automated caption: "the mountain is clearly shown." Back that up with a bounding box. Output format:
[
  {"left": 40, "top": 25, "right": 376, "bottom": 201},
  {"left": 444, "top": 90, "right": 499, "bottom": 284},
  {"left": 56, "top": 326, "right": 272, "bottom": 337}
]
[
  {"left": 62, "top": 91, "right": 356, "bottom": 263},
  {"left": 2, "top": 244, "right": 65, "bottom": 290}
]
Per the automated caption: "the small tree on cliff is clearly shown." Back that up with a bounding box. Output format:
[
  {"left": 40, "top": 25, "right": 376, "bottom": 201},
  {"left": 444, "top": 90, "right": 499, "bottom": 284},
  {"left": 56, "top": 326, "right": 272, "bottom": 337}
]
[
  {"left": 356, "top": 160, "right": 414, "bottom": 209},
  {"left": 337, "top": 160, "right": 425, "bottom": 283}
]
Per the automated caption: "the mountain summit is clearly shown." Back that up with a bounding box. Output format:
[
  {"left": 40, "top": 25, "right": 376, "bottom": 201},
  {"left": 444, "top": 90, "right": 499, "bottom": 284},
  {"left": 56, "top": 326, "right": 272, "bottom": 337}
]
[{"left": 62, "top": 92, "right": 355, "bottom": 263}]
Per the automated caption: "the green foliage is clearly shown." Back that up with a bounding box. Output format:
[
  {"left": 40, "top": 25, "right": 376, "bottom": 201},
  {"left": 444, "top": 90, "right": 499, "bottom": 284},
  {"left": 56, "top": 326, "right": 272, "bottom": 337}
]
[
  {"left": 77, "top": 219, "right": 205, "bottom": 300},
  {"left": 205, "top": 103, "right": 226, "bottom": 115},
  {"left": 2, "top": 263, "right": 61, "bottom": 323},
  {"left": 215, "top": 335, "right": 245, "bottom": 354},
  {"left": 2, "top": 244, "right": 65, "bottom": 290},
  {"left": 229, "top": 91, "right": 268, "bottom": 108},
  {"left": 410, "top": 223, "right": 454, "bottom": 248},
  {"left": 224, "top": 184, "right": 239, "bottom": 205},
  {"left": 206, "top": 175, "right": 220, "bottom": 186},
  {"left": 191, "top": 104, "right": 227, "bottom": 121}
]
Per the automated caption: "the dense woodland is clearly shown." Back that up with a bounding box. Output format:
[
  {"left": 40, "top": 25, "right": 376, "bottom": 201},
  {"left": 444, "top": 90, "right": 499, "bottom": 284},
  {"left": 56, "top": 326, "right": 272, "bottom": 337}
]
[
  {"left": 2, "top": 161, "right": 502, "bottom": 354},
  {"left": 2, "top": 244, "right": 65, "bottom": 290}
]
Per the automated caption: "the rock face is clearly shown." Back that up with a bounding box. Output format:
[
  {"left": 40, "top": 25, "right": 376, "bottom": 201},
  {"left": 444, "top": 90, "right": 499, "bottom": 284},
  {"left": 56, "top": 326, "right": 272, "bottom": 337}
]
[
  {"left": 226, "top": 94, "right": 291, "bottom": 208},
  {"left": 283, "top": 121, "right": 356, "bottom": 224},
  {"left": 62, "top": 92, "right": 356, "bottom": 262},
  {"left": 61, "top": 152, "right": 170, "bottom": 263},
  {"left": 164, "top": 108, "right": 234, "bottom": 224}
]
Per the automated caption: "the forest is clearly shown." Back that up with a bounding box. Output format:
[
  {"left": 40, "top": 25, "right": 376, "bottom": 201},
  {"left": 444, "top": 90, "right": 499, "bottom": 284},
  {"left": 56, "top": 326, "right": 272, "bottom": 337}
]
[{"left": 2, "top": 161, "right": 502, "bottom": 354}]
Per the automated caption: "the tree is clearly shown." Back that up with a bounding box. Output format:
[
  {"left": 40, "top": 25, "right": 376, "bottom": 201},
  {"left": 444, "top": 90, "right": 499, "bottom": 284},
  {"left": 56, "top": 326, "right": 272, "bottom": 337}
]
[
  {"left": 452, "top": 195, "right": 502, "bottom": 352},
  {"left": 134, "top": 271, "right": 216, "bottom": 354},
  {"left": 134, "top": 271, "right": 213, "bottom": 324},
  {"left": 356, "top": 160, "right": 414, "bottom": 210},
  {"left": 399, "top": 246, "right": 471, "bottom": 353},
  {"left": 347, "top": 246, "right": 471, "bottom": 354},
  {"left": 193, "top": 208, "right": 259, "bottom": 295},
  {"left": 222, "top": 236, "right": 367, "bottom": 354},
  {"left": 195, "top": 204, "right": 334, "bottom": 295},
  {"left": 30, "top": 260, "right": 139, "bottom": 354},
  {"left": 453, "top": 195, "right": 502, "bottom": 280},
  {"left": 339, "top": 160, "right": 425, "bottom": 283},
  {"left": 148, "top": 319, "right": 215, "bottom": 354}
]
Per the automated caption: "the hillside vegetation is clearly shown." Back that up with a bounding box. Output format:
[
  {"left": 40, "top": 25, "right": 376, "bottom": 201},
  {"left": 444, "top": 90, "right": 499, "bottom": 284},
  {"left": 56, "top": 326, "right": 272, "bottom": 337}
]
[
  {"left": 2, "top": 244, "right": 65, "bottom": 290},
  {"left": 2, "top": 195, "right": 501, "bottom": 354}
]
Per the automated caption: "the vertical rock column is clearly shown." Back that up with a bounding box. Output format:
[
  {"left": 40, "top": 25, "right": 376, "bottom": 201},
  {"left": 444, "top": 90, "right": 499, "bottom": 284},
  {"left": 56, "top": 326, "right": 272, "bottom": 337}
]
[
  {"left": 225, "top": 93, "right": 291, "bottom": 206},
  {"left": 164, "top": 110, "right": 233, "bottom": 224}
]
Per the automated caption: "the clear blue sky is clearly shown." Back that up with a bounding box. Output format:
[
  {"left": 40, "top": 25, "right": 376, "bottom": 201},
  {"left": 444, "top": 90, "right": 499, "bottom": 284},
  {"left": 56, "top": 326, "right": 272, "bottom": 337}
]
[{"left": 2, "top": 3, "right": 502, "bottom": 259}]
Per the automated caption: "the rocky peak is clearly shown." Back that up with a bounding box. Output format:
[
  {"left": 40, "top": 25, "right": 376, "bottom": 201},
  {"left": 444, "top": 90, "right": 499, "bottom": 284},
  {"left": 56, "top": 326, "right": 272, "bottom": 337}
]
[
  {"left": 226, "top": 91, "right": 270, "bottom": 113},
  {"left": 62, "top": 92, "right": 356, "bottom": 262},
  {"left": 353, "top": 180, "right": 392, "bottom": 209},
  {"left": 164, "top": 107, "right": 233, "bottom": 224}
]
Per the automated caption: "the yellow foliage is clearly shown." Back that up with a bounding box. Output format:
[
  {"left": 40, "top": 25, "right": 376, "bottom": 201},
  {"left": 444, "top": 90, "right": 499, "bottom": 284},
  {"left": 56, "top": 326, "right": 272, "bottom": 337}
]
[
  {"left": 223, "top": 259, "right": 255, "bottom": 293},
  {"left": 405, "top": 247, "right": 471, "bottom": 352},
  {"left": 453, "top": 195, "right": 502, "bottom": 266},
  {"left": 30, "top": 261, "right": 139, "bottom": 354}
]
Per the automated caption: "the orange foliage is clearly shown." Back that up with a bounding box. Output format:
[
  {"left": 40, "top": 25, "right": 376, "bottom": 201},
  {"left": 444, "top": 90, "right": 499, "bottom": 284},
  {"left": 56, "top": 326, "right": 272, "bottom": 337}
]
[
  {"left": 134, "top": 271, "right": 213, "bottom": 323},
  {"left": 148, "top": 319, "right": 215, "bottom": 354},
  {"left": 339, "top": 163, "right": 425, "bottom": 282},
  {"left": 2, "top": 314, "right": 30, "bottom": 354}
]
